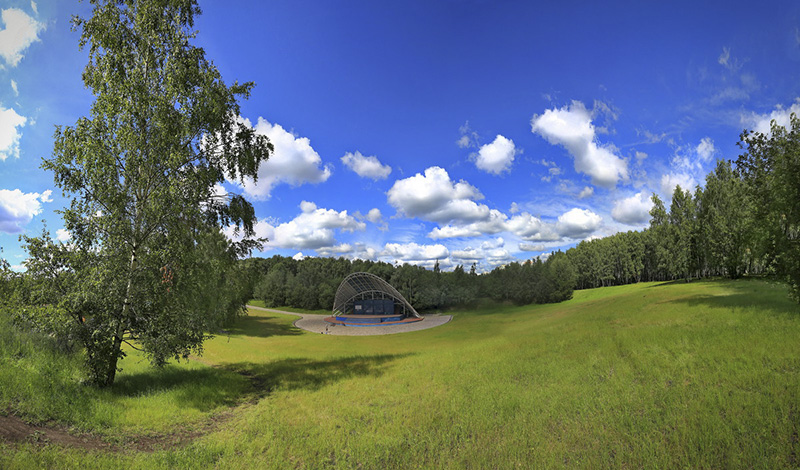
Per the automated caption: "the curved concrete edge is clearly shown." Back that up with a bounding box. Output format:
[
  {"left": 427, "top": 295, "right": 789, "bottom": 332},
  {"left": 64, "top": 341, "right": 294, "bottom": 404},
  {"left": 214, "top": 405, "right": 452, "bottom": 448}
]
[{"left": 246, "top": 305, "right": 452, "bottom": 336}]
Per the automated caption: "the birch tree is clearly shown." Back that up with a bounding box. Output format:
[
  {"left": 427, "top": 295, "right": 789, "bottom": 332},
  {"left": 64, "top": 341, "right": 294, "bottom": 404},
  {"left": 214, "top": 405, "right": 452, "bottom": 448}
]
[{"left": 26, "top": 0, "right": 271, "bottom": 386}]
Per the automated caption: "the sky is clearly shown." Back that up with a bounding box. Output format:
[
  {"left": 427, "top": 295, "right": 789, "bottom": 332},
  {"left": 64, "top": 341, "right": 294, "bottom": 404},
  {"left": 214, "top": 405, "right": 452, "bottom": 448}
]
[{"left": 2, "top": 0, "right": 800, "bottom": 272}]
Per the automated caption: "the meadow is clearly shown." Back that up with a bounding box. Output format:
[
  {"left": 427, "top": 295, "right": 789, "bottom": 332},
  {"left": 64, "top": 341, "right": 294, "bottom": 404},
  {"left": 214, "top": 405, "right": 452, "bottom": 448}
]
[{"left": 1, "top": 278, "right": 799, "bottom": 468}]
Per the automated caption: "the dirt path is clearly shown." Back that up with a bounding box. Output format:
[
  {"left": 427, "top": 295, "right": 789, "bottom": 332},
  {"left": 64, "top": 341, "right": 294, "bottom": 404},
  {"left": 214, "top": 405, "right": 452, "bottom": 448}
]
[
  {"left": 0, "top": 413, "right": 116, "bottom": 451},
  {"left": 0, "top": 410, "right": 232, "bottom": 453}
]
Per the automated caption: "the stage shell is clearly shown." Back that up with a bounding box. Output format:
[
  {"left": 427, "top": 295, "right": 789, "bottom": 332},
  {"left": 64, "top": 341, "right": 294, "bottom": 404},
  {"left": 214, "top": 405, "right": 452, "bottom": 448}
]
[{"left": 332, "top": 272, "right": 421, "bottom": 319}]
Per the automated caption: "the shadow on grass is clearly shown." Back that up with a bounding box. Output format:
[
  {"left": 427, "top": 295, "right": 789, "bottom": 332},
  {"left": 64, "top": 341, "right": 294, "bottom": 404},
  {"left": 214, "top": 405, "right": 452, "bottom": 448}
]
[
  {"left": 110, "top": 365, "right": 247, "bottom": 411},
  {"left": 110, "top": 353, "right": 410, "bottom": 410},
  {"left": 220, "top": 353, "right": 412, "bottom": 401},
  {"left": 646, "top": 277, "right": 773, "bottom": 289},
  {"left": 657, "top": 278, "right": 797, "bottom": 317},
  {"left": 647, "top": 279, "right": 693, "bottom": 288},
  {"left": 222, "top": 315, "right": 303, "bottom": 338}
]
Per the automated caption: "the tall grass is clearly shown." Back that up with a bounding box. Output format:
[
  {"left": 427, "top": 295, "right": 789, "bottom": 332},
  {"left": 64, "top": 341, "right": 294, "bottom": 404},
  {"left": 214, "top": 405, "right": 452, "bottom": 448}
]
[
  {"left": 0, "top": 310, "right": 93, "bottom": 425},
  {"left": 2, "top": 278, "right": 799, "bottom": 468},
  {"left": 0, "top": 309, "right": 252, "bottom": 437}
]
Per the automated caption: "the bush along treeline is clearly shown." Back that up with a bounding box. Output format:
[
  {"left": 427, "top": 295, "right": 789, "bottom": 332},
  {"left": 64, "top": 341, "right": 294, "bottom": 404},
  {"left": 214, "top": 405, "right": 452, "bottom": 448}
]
[
  {"left": 243, "top": 252, "right": 576, "bottom": 312},
  {"left": 567, "top": 116, "right": 800, "bottom": 301}
]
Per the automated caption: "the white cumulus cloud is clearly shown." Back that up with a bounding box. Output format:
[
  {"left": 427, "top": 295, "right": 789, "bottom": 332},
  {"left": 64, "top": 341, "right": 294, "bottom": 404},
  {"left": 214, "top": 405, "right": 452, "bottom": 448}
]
[
  {"left": 474, "top": 134, "right": 518, "bottom": 175},
  {"left": 341, "top": 151, "right": 392, "bottom": 180},
  {"left": 0, "top": 7, "right": 45, "bottom": 68},
  {"left": 224, "top": 201, "right": 364, "bottom": 252},
  {"left": 518, "top": 243, "right": 546, "bottom": 252},
  {"left": 382, "top": 242, "right": 449, "bottom": 263},
  {"left": 365, "top": 208, "right": 383, "bottom": 224},
  {"left": 660, "top": 172, "right": 696, "bottom": 197},
  {"left": 531, "top": 100, "right": 628, "bottom": 188},
  {"left": 316, "top": 244, "right": 355, "bottom": 257},
  {"left": 388, "top": 166, "right": 603, "bottom": 242},
  {"left": 742, "top": 100, "right": 800, "bottom": 136},
  {"left": 237, "top": 117, "right": 332, "bottom": 200},
  {"left": 555, "top": 208, "right": 603, "bottom": 239},
  {"left": 428, "top": 209, "right": 508, "bottom": 239},
  {"left": 0, "top": 105, "right": 26, "bottom": 161},
  {"left": 356, "top": 207, "right": 387, "bottom": 231},
  {"left": 658, "top": 137, "right": 718, "bottom": 201},
  {"left": 387, "top": 166, "right": 489, "bottom": 223},
  {"left": 430, "top": 205, "right": 601, "bottom": 242},
  {"left": 0, "top": 188, "right": 51, "bottom": 233},
  {"left": 506, "top": 212, "right": 560, "bottom": 241},
  {"left": 451, "top": 238, "right": 515, "bottom": 269},
  {"left": 344, "top": 243, "right": 380, "bottom": 261},
  {"left": 270, "top": 201, "right": 365, "bottom": 249},
  {"left": 611, "top": 191, "right": 654, "bottom": 225}
]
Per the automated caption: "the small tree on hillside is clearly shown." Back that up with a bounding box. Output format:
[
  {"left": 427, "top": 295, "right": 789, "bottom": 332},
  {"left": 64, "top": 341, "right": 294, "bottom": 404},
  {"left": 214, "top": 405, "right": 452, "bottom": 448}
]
[
  {"left": 24, "top": 0, "right": 272, "bottom": 386},
  {"left": 543, "top": 252, "right": 576, "bottom": 303}
]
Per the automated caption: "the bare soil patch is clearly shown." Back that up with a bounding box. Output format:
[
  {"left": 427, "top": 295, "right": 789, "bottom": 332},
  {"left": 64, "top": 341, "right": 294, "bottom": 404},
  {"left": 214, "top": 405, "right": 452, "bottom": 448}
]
[
  {"left": 1, "top": 407, "right": 234, "bottom": 453},
  {"left": 0, "top": 413, "right": 116, "bottom": 452}
]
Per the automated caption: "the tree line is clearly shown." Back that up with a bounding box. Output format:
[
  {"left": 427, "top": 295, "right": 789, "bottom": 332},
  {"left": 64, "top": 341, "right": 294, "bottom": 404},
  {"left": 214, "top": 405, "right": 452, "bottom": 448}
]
[
  {"left": 566, "top": 116, "right": 800, "bottom": 302},
  {"left": 243, "top": 251, "right": 576, "bottom": 312},
  {"left": 565, "top": 160, "right": 751, "bottom": 289}
]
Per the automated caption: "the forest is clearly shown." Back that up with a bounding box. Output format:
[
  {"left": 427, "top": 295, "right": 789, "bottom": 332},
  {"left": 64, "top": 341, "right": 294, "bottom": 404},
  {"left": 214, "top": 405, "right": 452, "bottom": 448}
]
[{"left": 242, "top": 249, "right": 576, "bottom": 312}]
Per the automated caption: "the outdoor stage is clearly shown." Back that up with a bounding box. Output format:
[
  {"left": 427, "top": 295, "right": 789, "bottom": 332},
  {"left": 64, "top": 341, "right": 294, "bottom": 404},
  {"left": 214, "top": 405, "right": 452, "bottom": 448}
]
[{"left": 323, "top": 314, "right": 424, "bottom": 327}]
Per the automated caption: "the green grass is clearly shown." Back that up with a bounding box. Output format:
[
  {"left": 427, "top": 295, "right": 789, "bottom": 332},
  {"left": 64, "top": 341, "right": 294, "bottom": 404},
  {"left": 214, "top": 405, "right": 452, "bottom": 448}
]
[
  {"left": 246, "top": 300, "right": 331, "bottom": 316},
  {"left": 2, "top": 278, "right": 799, "bottom": 468}
]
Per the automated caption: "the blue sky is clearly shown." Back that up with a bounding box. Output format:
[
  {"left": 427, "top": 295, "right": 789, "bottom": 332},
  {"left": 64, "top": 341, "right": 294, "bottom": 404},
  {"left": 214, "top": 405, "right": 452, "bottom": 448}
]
[{"left": 2, "top": 0, "right": 800, "bottom": 271}]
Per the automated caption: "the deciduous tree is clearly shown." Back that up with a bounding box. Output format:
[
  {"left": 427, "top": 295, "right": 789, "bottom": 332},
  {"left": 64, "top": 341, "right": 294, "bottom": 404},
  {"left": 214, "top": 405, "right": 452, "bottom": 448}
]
[
  {"left": 700, "top": 160, "right": 751, "bottom": 278},
  {"left": 737, "top": 115, "right": 800, "bottom": 299},
  {"left": 25, "top": 0, "right": 271, "bottom": 386}
]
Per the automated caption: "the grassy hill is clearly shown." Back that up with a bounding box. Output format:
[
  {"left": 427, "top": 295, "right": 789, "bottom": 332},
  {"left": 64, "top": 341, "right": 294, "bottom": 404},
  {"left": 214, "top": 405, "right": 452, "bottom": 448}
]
[{"left": 2, "top": 278, "right": 799, "bottom": 468}]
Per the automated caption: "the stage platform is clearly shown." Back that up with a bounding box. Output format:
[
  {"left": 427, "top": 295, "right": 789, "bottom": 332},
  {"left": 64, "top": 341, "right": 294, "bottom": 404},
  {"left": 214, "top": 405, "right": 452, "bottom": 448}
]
[{"left": 324, "top": 314, "right": 423, "bottom": 327}]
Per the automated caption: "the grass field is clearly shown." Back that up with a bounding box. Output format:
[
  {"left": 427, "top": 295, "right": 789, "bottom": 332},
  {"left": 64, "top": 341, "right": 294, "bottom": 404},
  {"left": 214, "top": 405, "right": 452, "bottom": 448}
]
[{"left": 1, "top": 278, "right": 799, "bottom": 468}]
